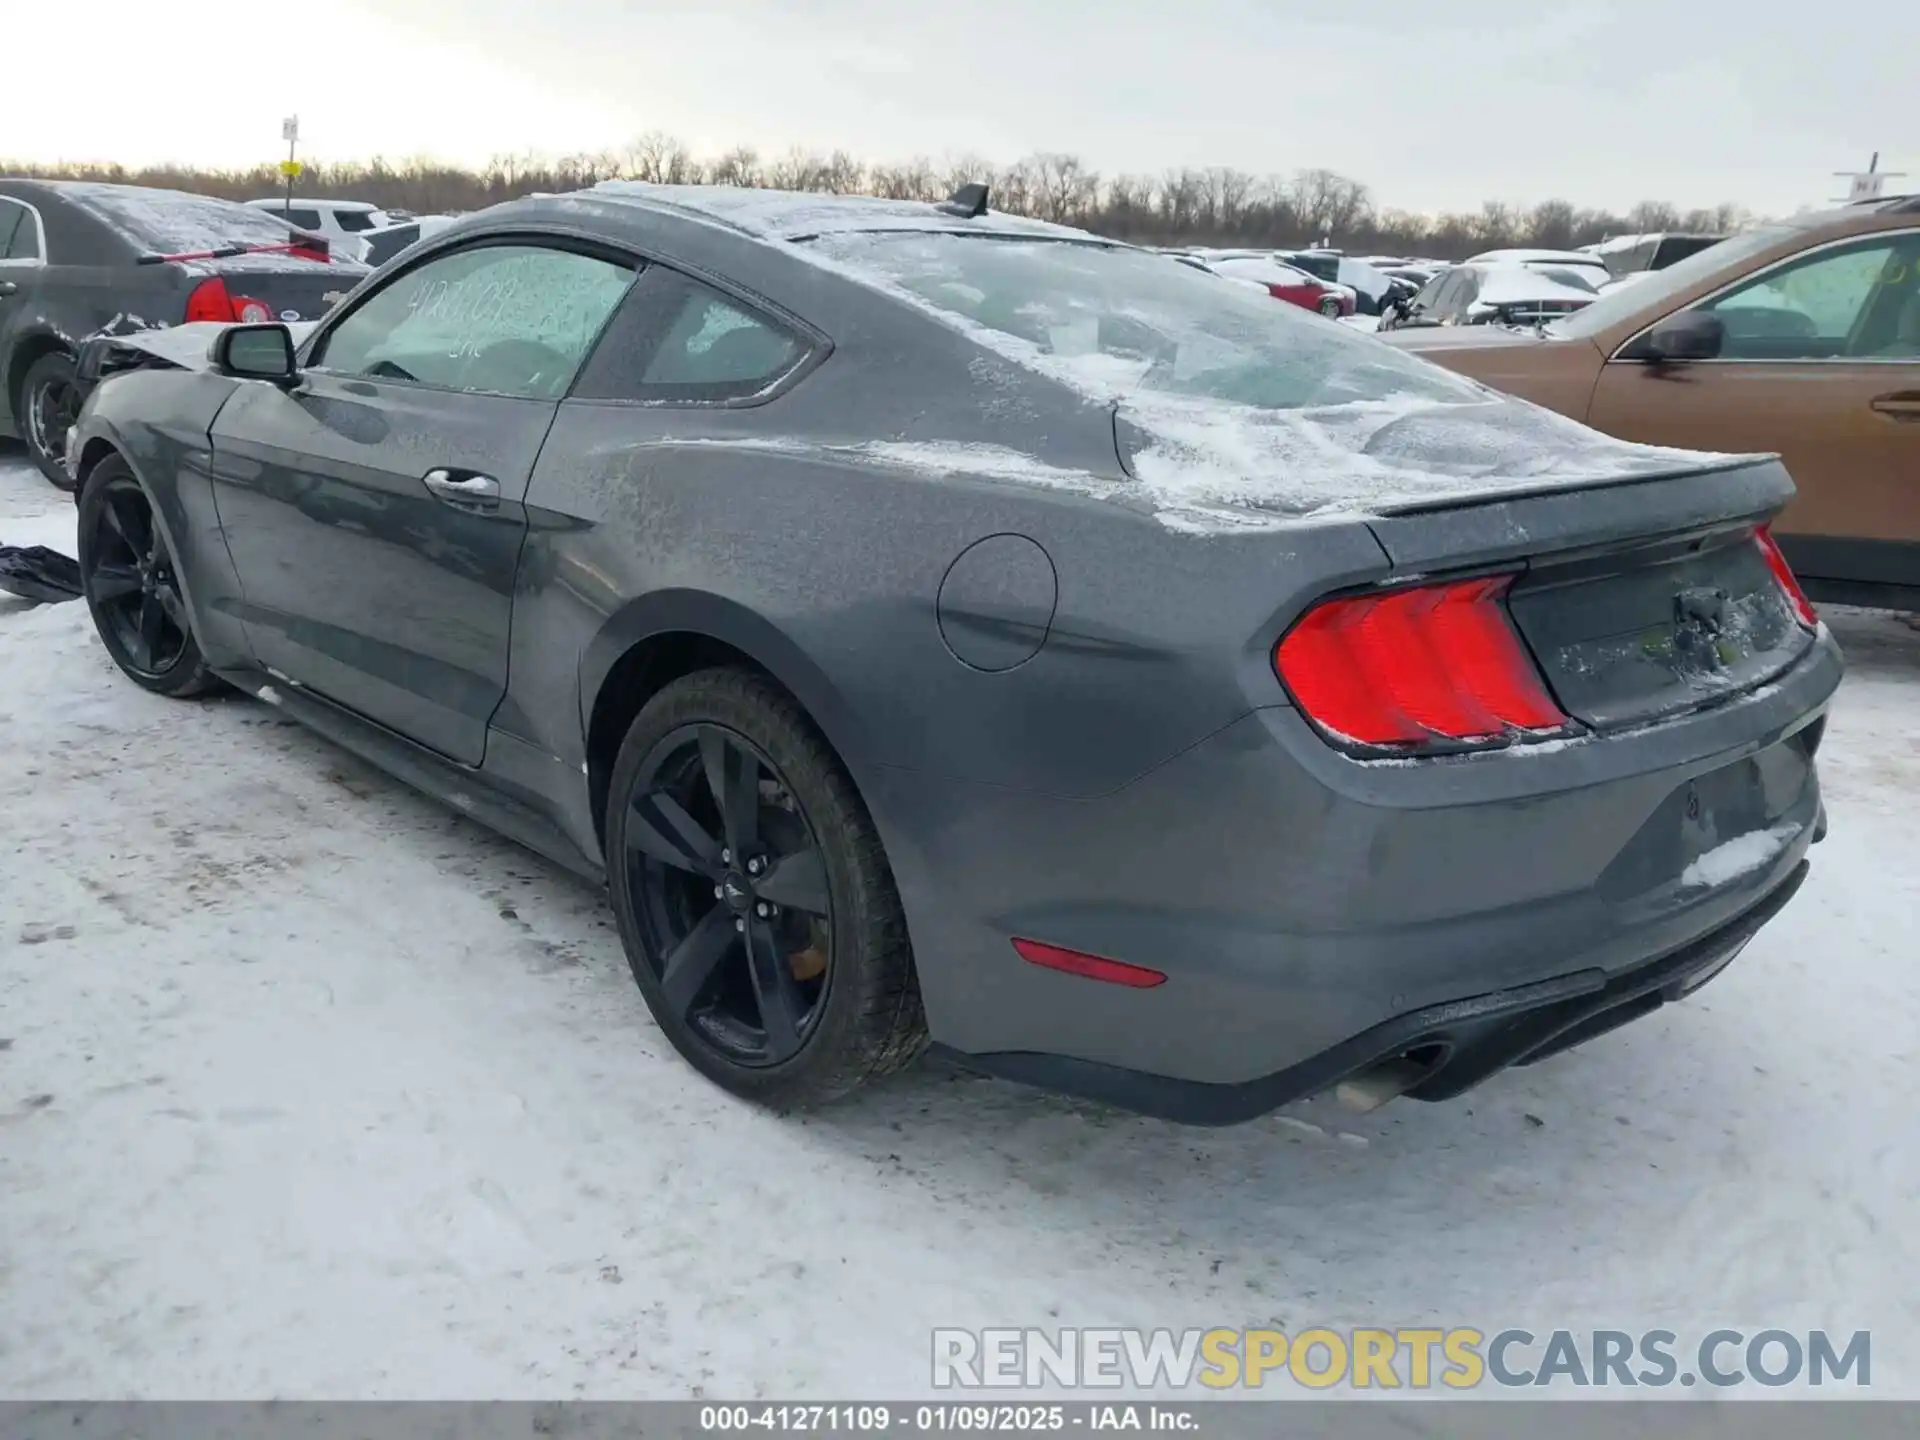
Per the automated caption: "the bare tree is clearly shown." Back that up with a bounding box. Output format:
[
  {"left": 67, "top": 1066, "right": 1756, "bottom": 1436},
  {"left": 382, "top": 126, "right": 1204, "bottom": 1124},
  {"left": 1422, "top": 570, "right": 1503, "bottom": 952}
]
[{"left": 708, "top": 146, "right": 763, "bottom": 188}]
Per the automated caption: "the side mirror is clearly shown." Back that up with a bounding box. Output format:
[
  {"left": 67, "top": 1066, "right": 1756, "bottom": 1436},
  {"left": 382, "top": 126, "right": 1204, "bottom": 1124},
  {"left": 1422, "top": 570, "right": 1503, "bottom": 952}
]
[
  {"left": 212, "top": 323, "right": 299, "bottom": 384},
  {"left": 1633, "top": 311, "right": 1724, "bottom": 364}
]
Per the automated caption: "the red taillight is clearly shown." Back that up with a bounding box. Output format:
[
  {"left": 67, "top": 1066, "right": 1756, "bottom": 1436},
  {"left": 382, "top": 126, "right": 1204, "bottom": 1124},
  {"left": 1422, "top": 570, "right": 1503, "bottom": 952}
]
[
  {"left": 1012, "top": 938, "right": 1166, "bottom": 989},
  {"left": 185, "top": 277, "right": 273, "bottom": 325},
  {"left": 1755, "top": 525, "right": 1818, "bottom": 629},
  {"left": 1274, "top": 574, "right": 1570, "bottom": 749},
  {"left": 184, "top": 276, "right": 237, "bottom": 322}
]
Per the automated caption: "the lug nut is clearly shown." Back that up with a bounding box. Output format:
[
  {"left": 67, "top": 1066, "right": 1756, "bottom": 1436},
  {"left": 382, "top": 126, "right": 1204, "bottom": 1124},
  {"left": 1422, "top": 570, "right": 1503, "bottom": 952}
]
[
  {"left": 714, "top": 884, "right": 724, "bottom": 899},
  {"left": 746, "top": 857, "right": 764, "bottom": 876},
  {"left": 721, "top": 848, "right": 732, "bottom": 864},
  {"left": 734, "top": 918, "right": 746, "bottom": 933},
  {"left": 754, "top": 901, "right": 769, "bottom": 918}
]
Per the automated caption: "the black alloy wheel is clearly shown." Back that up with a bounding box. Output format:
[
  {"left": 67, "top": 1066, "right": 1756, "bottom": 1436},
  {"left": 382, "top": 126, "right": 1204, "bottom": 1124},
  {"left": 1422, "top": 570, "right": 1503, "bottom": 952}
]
[
  {"left": 606, "top": 668, "right": 925, "bottom": 1106},
  {"left": 77, "top": 456, "right": 220, "bottom": 697},
  {"left": 19, "top": 351, "right": 81, "bottom": 490},
  {"left": 629, "top": 721, "right": 833, "bottom": 1065}
]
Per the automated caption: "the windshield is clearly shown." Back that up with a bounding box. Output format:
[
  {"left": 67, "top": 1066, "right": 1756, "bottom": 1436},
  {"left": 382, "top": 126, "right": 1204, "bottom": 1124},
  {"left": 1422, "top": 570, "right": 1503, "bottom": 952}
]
[
  {"left": 1546, "top": 226, "right": 1793, "bottom": 338},
  {"left": 806, "top": 233, "right": 1486, "bottom": 410}
]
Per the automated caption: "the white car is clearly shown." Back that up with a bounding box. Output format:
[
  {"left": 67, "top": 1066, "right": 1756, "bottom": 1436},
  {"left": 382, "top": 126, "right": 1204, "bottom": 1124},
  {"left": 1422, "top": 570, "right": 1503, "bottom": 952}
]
[{"left": 244, "top": 198, "right": 393, "bottom": 262}]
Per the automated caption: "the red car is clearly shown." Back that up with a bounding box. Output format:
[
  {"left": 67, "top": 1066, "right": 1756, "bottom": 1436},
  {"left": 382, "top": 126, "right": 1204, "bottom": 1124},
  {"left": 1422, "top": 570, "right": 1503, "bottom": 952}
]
[{"left": 1177, "top": 251, "right": 1354, "bottom": 317}]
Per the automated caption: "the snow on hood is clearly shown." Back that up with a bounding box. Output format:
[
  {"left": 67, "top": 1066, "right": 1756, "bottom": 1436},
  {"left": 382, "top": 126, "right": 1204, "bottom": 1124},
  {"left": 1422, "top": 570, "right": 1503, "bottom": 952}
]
[{"left": 89, "top": 320, "right": 320, "bottom": 370}]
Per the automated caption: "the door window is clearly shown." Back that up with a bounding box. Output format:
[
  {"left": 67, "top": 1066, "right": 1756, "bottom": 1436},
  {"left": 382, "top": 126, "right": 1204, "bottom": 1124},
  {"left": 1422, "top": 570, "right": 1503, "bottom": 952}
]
[
  {"left": 1699, "top": 237, "right": 1920, "bottom": 359},
  {"left": 277, "top": 208, "right": 324, "bottom": 229},
  {"left": 312, "top": 242, "right": 635, "bottom": 399}
]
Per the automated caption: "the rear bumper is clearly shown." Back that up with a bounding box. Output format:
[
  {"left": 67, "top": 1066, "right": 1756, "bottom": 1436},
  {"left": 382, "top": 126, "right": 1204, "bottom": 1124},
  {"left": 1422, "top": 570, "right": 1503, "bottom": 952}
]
[
  {"left": 934, "top": 859, "right": 1807, "bottom": 1125},
  {"left": 874, "top": 629, "right": 1840, "bottom": 1120}
]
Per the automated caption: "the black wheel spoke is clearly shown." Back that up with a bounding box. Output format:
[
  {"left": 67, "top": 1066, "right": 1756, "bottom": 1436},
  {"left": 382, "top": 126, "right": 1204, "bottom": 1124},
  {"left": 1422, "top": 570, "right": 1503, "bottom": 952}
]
[
  {"left": 106, "top": 493, "right": 150, "bottom": 557},
  {"left": 154, "top": 585, "right": 188, "bottom": 629},
  {"left": 756, "top": 846, "right": 829, "bottom": 916},
  {"left": 700, "top": 727, "right": 760, "bottom": 855},
  {"left": 90, "top": 563, "right": 141, "bottom": 602},
  {"left": 744, "top": 921, "right": 806, "bottom": 1061},
  {"left": 137, "top": 594, "right": 166, "bottom": 665},
  {"left": 659, "top": 906, "right": 739, "bottom": 1019},
  {"left": 626, "top": 789, "right": 721, "bottom": 876}
]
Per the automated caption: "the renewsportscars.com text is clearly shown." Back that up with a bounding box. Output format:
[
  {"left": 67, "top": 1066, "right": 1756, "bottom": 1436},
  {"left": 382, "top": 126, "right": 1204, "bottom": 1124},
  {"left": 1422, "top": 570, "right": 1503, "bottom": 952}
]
[{"left": 931, "top": 1327, "right": 1871, "bottom": 1391}]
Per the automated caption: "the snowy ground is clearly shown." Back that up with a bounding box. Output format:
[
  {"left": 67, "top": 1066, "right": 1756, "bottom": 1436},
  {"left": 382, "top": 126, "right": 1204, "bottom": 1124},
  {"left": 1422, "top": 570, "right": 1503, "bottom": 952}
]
[{"left": 2, "top": 440, "right": 1916, "bottom": 1398}]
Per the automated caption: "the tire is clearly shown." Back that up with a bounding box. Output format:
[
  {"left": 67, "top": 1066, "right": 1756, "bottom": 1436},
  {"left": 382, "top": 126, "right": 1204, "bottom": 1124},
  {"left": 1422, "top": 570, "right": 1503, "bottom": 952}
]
[
  {"left": 605, "top": 667, "right": 925, "bottom": 1108},
  {"left": 76, "top": 455, "right": 223, "bottom": 698},
  {"left": 17, "top": 350, "right": 80, "bottom": 490},
  {"left": 1318, "top": 296, "right": 1344, "bottom": 318}
]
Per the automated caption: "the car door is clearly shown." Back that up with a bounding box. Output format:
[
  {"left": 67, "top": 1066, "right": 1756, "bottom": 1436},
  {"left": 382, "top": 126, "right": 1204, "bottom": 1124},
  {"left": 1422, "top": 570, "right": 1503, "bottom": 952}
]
[
  {"left": 0, "top": 196, "right": 48, "bottom": 432},
  {"left": 207, "top": 237, "right": 638, "bottom": 764},
  {"left": 1588, "top": 230, "right": 1920, "bottom": 582}
]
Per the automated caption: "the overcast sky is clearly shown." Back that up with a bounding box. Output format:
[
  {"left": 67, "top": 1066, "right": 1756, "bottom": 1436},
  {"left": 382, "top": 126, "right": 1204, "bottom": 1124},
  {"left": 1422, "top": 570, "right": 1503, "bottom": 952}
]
[{"left": 9, "top": 0, "right": 1908, "bottom": 215}]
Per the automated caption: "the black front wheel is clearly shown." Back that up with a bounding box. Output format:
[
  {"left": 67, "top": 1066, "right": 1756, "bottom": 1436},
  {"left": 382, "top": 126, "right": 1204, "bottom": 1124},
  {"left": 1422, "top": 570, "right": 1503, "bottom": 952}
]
[
  {"left": 606, "top": 668, "right": 925, "bottom": 1107},
  {"left": 18, "top": 351, "right": 81, "bottom": 490},
  {"left": 77, "top": 455, "right": 222, "bottom": 698}
]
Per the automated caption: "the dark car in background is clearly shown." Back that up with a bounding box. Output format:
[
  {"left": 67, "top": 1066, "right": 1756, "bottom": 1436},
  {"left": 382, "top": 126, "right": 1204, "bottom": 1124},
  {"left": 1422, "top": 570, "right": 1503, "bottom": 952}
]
[
  {"left": 0, "top": 179, "right": 368, "bottom": 485},
  {"left": 1590, "top": 232, "right": 1727, "bottom": 280}
]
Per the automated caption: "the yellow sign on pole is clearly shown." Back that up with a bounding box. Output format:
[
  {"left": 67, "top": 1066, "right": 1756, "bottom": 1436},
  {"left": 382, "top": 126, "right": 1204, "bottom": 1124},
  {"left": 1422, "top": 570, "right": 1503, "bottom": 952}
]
[{"left": 278, "top": 159, "right": 304, "bottom": 179}]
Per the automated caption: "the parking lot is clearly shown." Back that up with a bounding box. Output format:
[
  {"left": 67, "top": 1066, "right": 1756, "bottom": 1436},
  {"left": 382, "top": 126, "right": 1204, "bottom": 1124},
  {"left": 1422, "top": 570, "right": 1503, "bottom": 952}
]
[{"left": 2, "top": 441, "right": 1917, "bottom": 1397}]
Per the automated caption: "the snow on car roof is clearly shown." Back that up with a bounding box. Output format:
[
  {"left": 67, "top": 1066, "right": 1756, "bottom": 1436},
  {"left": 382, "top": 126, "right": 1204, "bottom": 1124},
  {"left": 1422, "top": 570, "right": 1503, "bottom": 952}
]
[
  {"left": 588, "top": 181, "right": 1093, "bottom": 242},
  {"left": 1466, "top": 247, "right": 1609, "bottom": 268}
]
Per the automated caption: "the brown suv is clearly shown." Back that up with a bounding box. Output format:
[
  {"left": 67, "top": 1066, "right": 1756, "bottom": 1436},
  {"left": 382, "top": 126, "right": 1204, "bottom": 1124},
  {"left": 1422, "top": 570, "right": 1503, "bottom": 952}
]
[{"left": 1382, "top": 195, "right": 1920, "bottom": 610}]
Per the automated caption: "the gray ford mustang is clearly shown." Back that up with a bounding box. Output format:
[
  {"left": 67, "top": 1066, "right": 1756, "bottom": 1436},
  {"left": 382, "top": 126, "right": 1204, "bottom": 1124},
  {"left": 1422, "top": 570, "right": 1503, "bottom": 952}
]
[{"left": 62, "top": 182, "right": 1842, "bottom": 1124}]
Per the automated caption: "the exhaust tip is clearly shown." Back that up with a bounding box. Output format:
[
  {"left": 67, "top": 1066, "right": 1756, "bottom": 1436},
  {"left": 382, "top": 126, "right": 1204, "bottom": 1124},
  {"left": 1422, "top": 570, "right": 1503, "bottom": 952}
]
[{"left": 1333, "top": 1044, "right": 1448, "bottom": 1113}]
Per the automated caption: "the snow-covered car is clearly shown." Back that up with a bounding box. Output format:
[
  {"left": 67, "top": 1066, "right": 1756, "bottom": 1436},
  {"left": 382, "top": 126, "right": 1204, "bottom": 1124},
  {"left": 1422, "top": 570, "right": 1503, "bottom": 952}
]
[
  {"left": 245, "top": 198, "right": 394, "bottom": 263},
  {"left": 0, "top": 179, "right": 367, "bottom": 486},
  {"left": 1378, "top": 262, "right": 1597, "bottom": 330},
  {"left": 1465, "top": 248, "right": 1614, "bottom": 291},
  {"left": 1184, "top": 251, "right": 1354, "bottom": 316},
  {"left": 1277, "top": 250, "right": 1403, "bottom": 316}
]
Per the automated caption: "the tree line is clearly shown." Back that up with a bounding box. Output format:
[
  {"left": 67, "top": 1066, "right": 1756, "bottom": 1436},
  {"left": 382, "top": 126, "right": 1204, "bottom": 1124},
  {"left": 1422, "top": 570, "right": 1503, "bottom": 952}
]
[{"left": 7, "top": 135, "right": 1758, "bottom": 259}]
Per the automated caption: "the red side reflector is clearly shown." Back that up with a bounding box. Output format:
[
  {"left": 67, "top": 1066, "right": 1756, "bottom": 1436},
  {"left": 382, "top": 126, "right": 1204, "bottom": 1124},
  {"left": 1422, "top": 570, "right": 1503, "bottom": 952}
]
[
  {"left": 1755, "top": 525, "right": 1818, "bottom": 629},
  {"left": 184, "top": 276, "right": 237, "bottom": 323},
  {"left": 1275, "top": 574, "right": 1569, "bottom": 749},
  {"left": 1012, "top": 938, "right": 1166, "bottom": 989}
]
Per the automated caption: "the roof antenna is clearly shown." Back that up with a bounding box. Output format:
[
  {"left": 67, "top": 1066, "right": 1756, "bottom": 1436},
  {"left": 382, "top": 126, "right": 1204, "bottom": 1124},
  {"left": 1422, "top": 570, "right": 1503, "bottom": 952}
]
[{"left": 936, "top": 182, "right": 990, "bottom": 218}]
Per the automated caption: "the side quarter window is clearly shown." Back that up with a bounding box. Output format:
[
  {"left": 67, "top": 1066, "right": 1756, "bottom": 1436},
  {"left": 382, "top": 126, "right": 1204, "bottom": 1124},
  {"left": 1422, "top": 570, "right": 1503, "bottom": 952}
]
[
  {"left": 572, "top": 266, "right": 812, "bottom": 404},
  {"left": 0, "top": 199, "right": 42, "bottom": 263},
  {"left": 309, "top": 241, "right": 635, "bottom": 399}
]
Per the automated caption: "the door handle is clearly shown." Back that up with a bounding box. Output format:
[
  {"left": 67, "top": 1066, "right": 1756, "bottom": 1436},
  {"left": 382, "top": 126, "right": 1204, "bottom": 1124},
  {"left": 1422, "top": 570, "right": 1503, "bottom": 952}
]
[
  {"left": 422, "top": 468, "right": 500, "bottom": 507},
  {"left": 1869, "top": 392, "right": 1920, "bottom": 421}
]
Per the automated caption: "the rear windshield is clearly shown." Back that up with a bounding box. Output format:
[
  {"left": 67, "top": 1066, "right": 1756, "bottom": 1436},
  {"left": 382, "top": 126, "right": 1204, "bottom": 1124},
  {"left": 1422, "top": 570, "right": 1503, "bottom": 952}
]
[
  {"left": 806, "top": 233, "right": 1485, "bottom": 410},
  {"left": 62, "top": 184, "right": 317, "bottom": 255}
]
